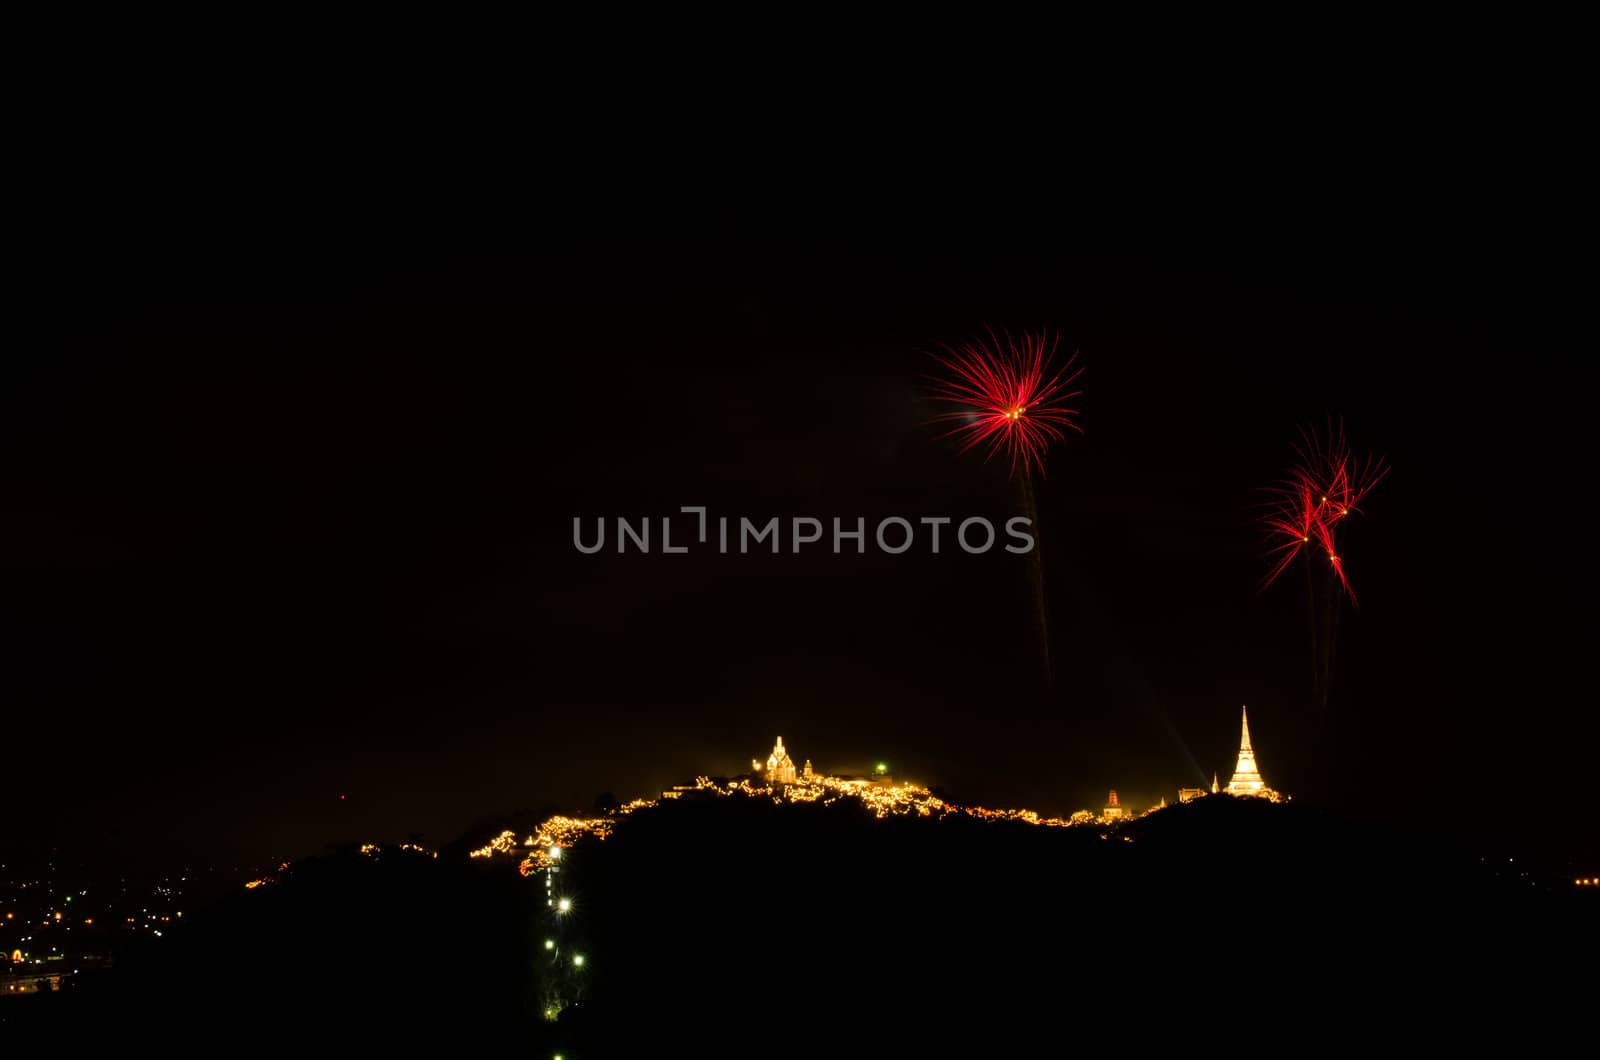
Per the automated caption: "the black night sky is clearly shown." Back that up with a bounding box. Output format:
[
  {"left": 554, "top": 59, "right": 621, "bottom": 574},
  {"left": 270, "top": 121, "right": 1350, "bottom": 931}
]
[{"left": 7, "top": 170, "right": 1591, "bottom": 876}]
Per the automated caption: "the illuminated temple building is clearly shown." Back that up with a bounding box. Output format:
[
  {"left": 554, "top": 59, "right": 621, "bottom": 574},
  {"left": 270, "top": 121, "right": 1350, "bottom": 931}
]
[
  {"left": 763, "top": 736, "right": 797, "bottom": 784},
  {"left": 1224, "top": 706, "right": 1279, "bottom": 799}
]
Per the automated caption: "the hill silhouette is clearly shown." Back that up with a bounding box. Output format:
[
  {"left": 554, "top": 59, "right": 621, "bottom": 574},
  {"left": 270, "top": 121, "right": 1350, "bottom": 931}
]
[{"left": 18, "top": 793, "right": 1587, "bottom": 1049}]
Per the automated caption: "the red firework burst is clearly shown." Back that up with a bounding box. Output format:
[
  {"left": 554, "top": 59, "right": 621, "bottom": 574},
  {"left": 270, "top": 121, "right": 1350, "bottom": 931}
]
[
  {"left": 925, "top": 328, "right": 1083, "bottom": 477},
  {"left": 1260, "top": 420, "right": 1389, "bottom": 602}
]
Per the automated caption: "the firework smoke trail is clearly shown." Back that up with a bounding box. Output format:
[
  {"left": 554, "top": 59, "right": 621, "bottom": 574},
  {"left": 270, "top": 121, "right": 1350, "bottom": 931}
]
[
  {"left": 925, "top": 328, "right": 1081, "bottom": 685},
  {"left": 1018, "top": 468, "right": 1053, "bottom": 686},
  {"left": 1260, "top": 419, "right": 1388, "bottom": 709}
]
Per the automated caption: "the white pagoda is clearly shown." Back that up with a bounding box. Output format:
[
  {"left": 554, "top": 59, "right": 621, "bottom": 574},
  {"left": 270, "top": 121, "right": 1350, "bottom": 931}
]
[{"left": 1225, "top": 706, "right": 1278, "bottom": 799}]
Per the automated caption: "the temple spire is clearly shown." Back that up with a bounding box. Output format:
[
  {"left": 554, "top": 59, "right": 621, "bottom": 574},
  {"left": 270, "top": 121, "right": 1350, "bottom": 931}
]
[{"left": 1225, "top": 705, "right": 1270, "bottom": 797}]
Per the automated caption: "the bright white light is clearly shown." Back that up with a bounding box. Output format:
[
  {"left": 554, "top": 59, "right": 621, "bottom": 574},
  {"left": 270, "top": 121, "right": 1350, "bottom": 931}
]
[
  {"left": 544, "top": 939, "right": 555, "bottom": 950},
  {"left": 548, "top": 846, "right": 561, "bottom": 859},
  {"left": 572, "top": 954, "right": 585, "bottom": 967},
  {"left": 557, "top": 898, "right": 572, "bottom": 913}
]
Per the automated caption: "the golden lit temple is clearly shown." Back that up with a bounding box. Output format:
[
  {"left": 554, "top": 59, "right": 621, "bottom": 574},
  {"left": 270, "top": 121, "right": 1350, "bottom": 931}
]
[
  {"left": 1224, "top": 706, "right": 1279, "bottom": 799},
  {"left": 765, "top": 736, "right": 797, "bottom": 784}
]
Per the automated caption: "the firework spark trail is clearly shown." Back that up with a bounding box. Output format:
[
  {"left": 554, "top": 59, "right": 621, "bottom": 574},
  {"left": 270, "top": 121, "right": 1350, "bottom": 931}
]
[
  {"left": 1260, "top": 419, "right": 1389, "bottom": 604},
  {"left": 925, "top": 328, "right": 1082, "bottom": 479},
  {"left": 925, "top": 328, "right": 1081, "bottom": 687},
  {"left": 1259, "top": 419, "right": 1388, "bottom": 709}
]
